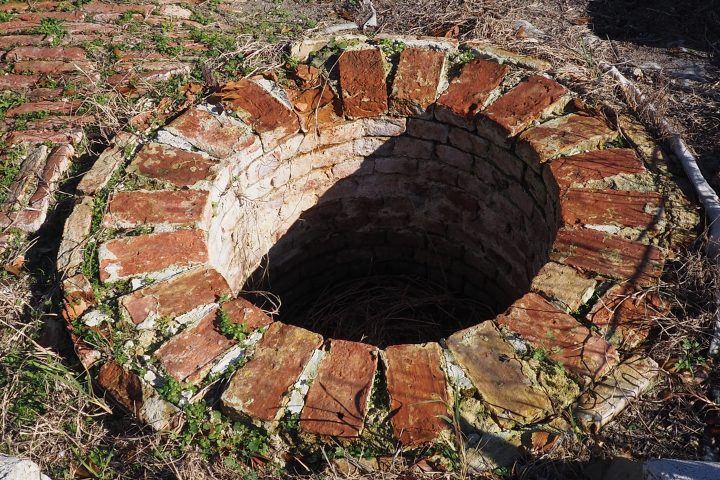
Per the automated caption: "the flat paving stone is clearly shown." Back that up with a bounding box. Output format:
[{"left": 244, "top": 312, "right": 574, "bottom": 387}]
[
  {"left": 561, "top": 188, "right": 663, "bottom": 229},
  {"left": 496, "top": 292, "right": 618, "bottom": 379},
  {"left": 222, "top": 322, "right": 322, "bottom": 424},
  {"left": 338, "top": 48, "right": 388, "bottom": 119},
  {"left": 384, "top": 343, "right": 450, "bottom": 446},
  {"left": 98, "top": 229, "right": 208, "bottom": 283},
  {"left": 104, "top": 189, "right": 210, "bottom": 229},
  {"left": 121, "top": 266, "right": 230, "bottom": 325},
  {"left": 128, "top": 142, "right": 218, "bottom": 186},
  {"left": 549, "top": 148, "right": 645, "bottom": 193},
  {"left": 390, "top": 47, "right": 446, "bottom": 116},
  {"left": 447, "top": 321, "right": 552, "bottom": 425},
  {"left": 551, "top": 228, "right": 665, "bottom": 286},
  {"left": 300, "top": 339, "right": 378, "bottom": 437}
]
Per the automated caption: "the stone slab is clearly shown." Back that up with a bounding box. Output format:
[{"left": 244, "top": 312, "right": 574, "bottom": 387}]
[
  {"left": 447, "top": 321, "right": 552, "bottom": 425},
  {"left": 300, "top": 339, "right": 378, "bottom": 437},
  {"left": 384, "top": 342, "right": 450, "bottom": 446},
  {"left": 436, "top": 58, "right": 508, "bottom": 123},
  {"left": 531, "top": 261, "right": 596, "bottom": 312},
  {"left": 561, "top": 188, "right": 662, "bottom": 229},
  {"left": 390, "top": 47, "right": 446, "bottom": 116},
  {"left": 643, "top": 459, "right": 720, "bottom": 480},
  {"left": 77, "top": 133, "right": 137, "bottom": 194}
]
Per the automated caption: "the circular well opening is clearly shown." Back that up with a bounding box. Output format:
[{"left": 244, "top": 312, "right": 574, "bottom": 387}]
[{"left": 241, "top": 122, "right": 559, "bottom": 347}]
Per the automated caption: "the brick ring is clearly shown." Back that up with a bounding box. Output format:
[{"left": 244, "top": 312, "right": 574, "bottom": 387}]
[{"left": 57, "top": 36, "right": 698, "bottom": 457}]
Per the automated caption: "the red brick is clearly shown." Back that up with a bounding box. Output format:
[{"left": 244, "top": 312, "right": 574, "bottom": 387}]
[
  {"left": 549, "top": 148, "right": 645, "bottom": 193},
  {"left": 82, "top": 1, "right": 155, "bottom": 14},
  {"left": 516, "top": 114, "right": 617, "bottom": 163},
  {"left": 98, "top": 229, "right": 208, "bottom": 283},
  {"left": 480, "top": 75, "right": 568, "bottom": 139},
  {"left": 390, "top": 47, "right": 446, "bottom": 116},
  {"left": 5, "top": 128, "right": 82, "bottom": 146},
  {"left": 0, "top": 74, "right": 39, "bottom": 89},
  {"left": 13, "top": 60, "right": 94, "bottom": 75},
  {"left": 300, "top": 339, "right": 378, "bottom": 437},
  {"left": 121, "top": 267, "right": 230, "bottom": 325},
  {"left": 6, "top": 46, "right": 86, "bottom": 61},
  {"left": 587, "top": 285, "right": 669, "bottom": 347},
  {"left": 338, "top": 48, "right": 388, "bottom": 119},
  {"left": 220, "top": 297, "right": 273, "bottom": 330},
  {"left": 0, "top": 1, "right": 57, "bottom": 11},
  {"left": 5, "top": 100, "right": 81, "bottom": 117},
  {"left": 436, "top": 58, "right": 508, "bottom": 118},
  {"left": 63, "top": 22, "right": 117, "bottom": 34},
  {"left": 105, "top": 189, "right": 209, "bottom": 228},
  {"left": 0, "top": 21, "right": 40, "bottom": 33},
  {"left": 217, "top": 79, "right": 300, "bottom": 148},
  {"left": 97, "top": 361, "right": 144, "bottom": 416},
  {"left": 222, "top": 322, "right": 322, "bottom": 422},
  {"left": 155, "top": 308, "right": 235, "bottom": 384},
  {"left": 22, "top": 114, "right": 95, "bottom": 130},
  {"left": 447, "top": 321, "right": 552, "bottom": 425},
  {"left": 551, "top": 228, "right": 665, "bottom": 286},
  {"left": 18, "top": 11, "right": 83, "bottom": 21},
  {"left": 128, "top": 142, "right": 218, "bottom": 186},
  {"left": 0, "top": 35, "right": 45, "bottom": 49},
  {"left": 496, "top": 292, "right": 618, "bottom": 379},
  {"left": 384, "top": 343, "right": 449, "bottom": 446},
  {"left": 561, "top": 188, "right": 663, "bottom": 229},
  {"left": 164, "top": 107, "right": 259, "bottom": 159}
]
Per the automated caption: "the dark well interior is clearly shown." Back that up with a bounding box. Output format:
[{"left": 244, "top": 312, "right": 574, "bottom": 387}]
[{"left": 242, "top": 131, "right": 560, "bottom": 347}]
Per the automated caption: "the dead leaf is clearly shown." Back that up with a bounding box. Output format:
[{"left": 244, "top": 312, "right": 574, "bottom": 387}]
[{"left": 4, "top": 255, "right": 24, "bottom": 276}]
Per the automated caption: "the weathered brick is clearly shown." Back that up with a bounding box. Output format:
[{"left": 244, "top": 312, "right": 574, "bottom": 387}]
[
  {"left": 0, "top": 73, "right": 39, "bottom": 89},
  {"left": 5, "top": 128, "right": 82, "bottom": 147},
  {"left": 338, "top": 48, "right": 388, "bottom": 118},
  {"left": 548, "top": 149, "right": 645, "bottom": 193},
  {"left": 436, "top": 58, "right": 508, "bottom": 126},
  {"left": 5, "top": 100, "right": 81, "bottom": 117},
  {"left": 561, "top": 188, "right": 663, "bottom": 229},
  {"left": 82, "top": 1, "right": 155, "bottom": 15},
  {"left": 104, "top": 190, "right": 210, "bottom": 229},
  {"left": 5, "top": 46, "right": 85, "bottom": 61},
  {"left": 121, "top": 267, "right": 230, "bottom": 325},
  {"left": 220, "top": 297, "right": 273, "bottom": 330},
  {"left": 287, "top": 64, "right": 344, "bottom": 132},
  {"left": 447, "top": 321, "right": 552, "bottom": 425},
  {"left": 128, "top": 142, "right": 218, "bottom": 186},
  {"left": 300, "top": 339, "right": 378, "bottom": 437},
  {"left": 407, "top": 118, "right": 448, "bottom": 143},
  {"left": 164, "top": 107, "right": 260, "bottom": 159},
  {"left": 390, "top": 47, "right": 446, "bottom": 116},
  {"left": 551, "top": 228, "right": 665, "bottom": 286},
  {"left": 155, "top": 308, "right": 235, "bottom": 384},
  {"left": 13, "top": 60, "right": 94, "bottom": 75},
  {"left": 98, "top": 229, "right": 208, "bottom": 283},
  {"left": 496, "top": 292, "right": 618, "bottom": 379},
  {"left": 57, "top": 196, "right": 94, "bottom": 275},
  {"left": 479, "top": 76, "right": 568, "bottom": 145},
  {"left": 217, "top": 78, "right": 301, "bottom": 150},
  {"left": 0, "top": 34, "right": 45, "bottom": 49},
  {"left": 222, "top": 322, "right": 322, "bottom": 423},
  {"left": 18, "top": 10, "right": 83, "bottom": 21},
  {"left": 531, "top": 262, "right": 596, "bottom": 312},
  {"left": 384, "top": 343, "right": 449, "bottom": 446},
  {"left": 516, "top": 114, "right": 617, "bottom": 164},
  {"left": 587, "top": 285, "right": 669, "bottom": 347}
]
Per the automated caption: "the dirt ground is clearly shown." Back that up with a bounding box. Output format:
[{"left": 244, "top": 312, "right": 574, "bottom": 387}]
[{"left": 1, "top": 1, "right": 719, "bottom": 479}]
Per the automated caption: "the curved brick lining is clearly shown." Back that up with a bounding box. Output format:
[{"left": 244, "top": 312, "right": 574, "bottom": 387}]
[{"left": 58, "top": 36, "right": 698, "bottom": 457}]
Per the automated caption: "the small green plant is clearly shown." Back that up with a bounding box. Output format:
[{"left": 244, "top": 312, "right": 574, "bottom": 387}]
[
  {"left": 0, "top": 143, "right": 27, "bottom": 204},
  {"left": 73, "top": 447, "right": 114, "bottom": 479},
  {"left": 35, "top": 18, "right": 66, "bottom": 45},
  {"left": 379, "top": 39, "right": 406, "bottom": 58},
  {"left": 13, "top": 110, "right": 49, "bottom": 130},
  {"left": 675, "top": 338, "right": 705, "bottom": 374},
  {"left": 452, "top": 47, "right": 476, "bottom": 66},
  {"left": 158, "top": 375, "right": 184, "bottom": 404},
  {"left": 0, "top": 91, "right": 27, "bottom": 120},
  {"left": 0, "top": 11, "right": 13, "bottom": 22},
  {"left": 218, "top": 307, "right": 249, "bottom": 341}
]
